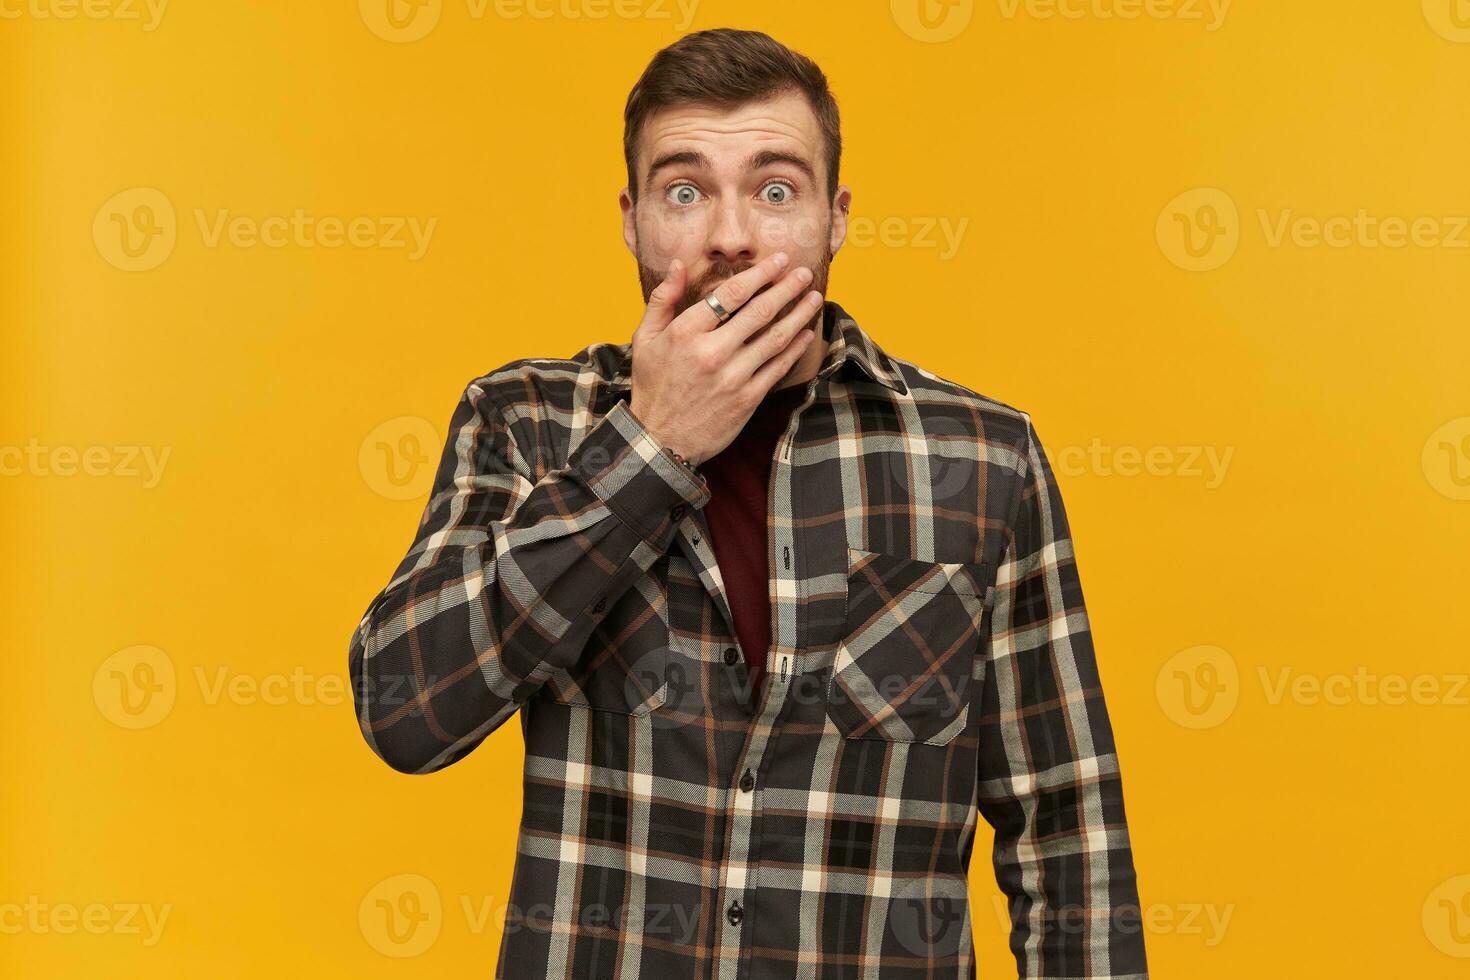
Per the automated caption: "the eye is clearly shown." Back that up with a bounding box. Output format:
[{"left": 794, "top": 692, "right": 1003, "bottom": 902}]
[
  {"left": 760, "top": 181, "right": 795, "bottom": 205},
  {"left": 666, "top": 183, "right": 702, "bottom": 206}
]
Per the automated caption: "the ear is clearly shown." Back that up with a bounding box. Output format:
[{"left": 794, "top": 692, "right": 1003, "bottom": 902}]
[
  {"left": 619, "top": 187, "right": 637, "bottom": 258},
  {"left": 829, "top": 185, "right": 852, "bottom": 256}
]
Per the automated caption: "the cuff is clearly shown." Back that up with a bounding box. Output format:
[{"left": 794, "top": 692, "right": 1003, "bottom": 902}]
[{"left": 568, "top": 399, "right": 712, "bottom": 548}]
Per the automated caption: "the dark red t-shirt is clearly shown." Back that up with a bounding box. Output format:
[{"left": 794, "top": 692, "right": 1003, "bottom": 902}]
[{"left": 696, "top": 380, "right": 810, "bottom": 706}]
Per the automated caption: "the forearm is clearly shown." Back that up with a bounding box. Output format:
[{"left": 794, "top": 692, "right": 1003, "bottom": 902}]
[{"left": 348, "top": 391, "right": 708, "bottom": 774}]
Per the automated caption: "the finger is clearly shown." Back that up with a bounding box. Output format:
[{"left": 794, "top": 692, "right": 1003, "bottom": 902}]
[
  {"left": 640, "top": 258, "right": 686, "bottom": 335},
  {"left": 717, "top": 262, "right": 816, "bottom": 349},
  {"left": 680, "top": 251, "right": 789, "bottom": 332},
  {"left": 745, "top": 308, "right": 819, "bottom": 395},
  {"left": 729, "top": 288, "right": 824, "bottom": 380}
]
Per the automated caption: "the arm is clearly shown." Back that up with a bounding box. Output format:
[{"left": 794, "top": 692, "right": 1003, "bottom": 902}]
[
  {"left": 976, "top": 415, "right": 1149, "bottom": 978},
  {"left": 347, "top": 378, "right": 709, "bottom": 774}
]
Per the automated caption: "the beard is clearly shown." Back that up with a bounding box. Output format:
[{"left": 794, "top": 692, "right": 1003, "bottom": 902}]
[{"left": 636, "top": 235, "right": 834, "bottom": 342}]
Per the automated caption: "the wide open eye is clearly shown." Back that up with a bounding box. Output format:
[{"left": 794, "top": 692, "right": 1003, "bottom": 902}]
[
  {"left": 760, "top": 181, "right": 795, "bottom": 205},
  {"left": 667, "top": 183, "right": 702, "bottom": 206}
]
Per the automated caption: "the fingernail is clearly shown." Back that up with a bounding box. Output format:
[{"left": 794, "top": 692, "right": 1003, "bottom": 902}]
[{"left": 773, "top": 252, "right": 789, "bottom": 268}]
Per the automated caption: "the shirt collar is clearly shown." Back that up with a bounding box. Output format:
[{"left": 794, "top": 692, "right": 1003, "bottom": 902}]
[{"left": 608, "top": 299, "right": 908, "bottom": 397}]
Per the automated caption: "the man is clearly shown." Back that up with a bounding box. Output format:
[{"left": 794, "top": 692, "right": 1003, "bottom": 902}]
[{"left": 348, "top": 27, "right": 1148, "bottom": 979}]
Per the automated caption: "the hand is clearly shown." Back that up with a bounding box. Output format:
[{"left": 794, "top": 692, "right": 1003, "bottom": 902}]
[{"left": 627, "top": 251, "right": 824, "bottom": 466}]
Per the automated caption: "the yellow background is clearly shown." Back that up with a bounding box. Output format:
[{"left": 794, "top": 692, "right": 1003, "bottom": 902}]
[{"left": 4, "top": 0, "right": 1469, "bottom": 975}]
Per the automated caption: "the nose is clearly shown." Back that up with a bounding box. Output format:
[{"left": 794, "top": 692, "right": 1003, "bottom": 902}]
[{"left": 705, "top": 199, "right": 759, "bottom": 268}]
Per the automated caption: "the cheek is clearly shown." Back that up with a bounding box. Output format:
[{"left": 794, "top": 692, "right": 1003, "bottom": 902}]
[
  {"left": 749, "top": 211, "right": 829, "bottom": 255},
  {"left": 637, "top": 208, "right": 705, "bottom": 260}
]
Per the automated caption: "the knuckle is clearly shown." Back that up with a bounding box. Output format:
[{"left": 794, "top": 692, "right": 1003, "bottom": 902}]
[{"left": 749, "top": 296, "right": 777, "bottom": 323}]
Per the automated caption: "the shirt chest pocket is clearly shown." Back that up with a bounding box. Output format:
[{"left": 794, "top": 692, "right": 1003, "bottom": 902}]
[
  {"left": 826, "top": 547, "right": 989, "bottom": 746},
  {"left": 542, "top": 571, "right": 671, "bottom": 717}
]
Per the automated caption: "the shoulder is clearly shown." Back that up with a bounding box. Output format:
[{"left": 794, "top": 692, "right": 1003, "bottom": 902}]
[
  {"left": 462, "top": 340, "right": 622, "bottom": 411},
  {"left": 885, "top": 354, "right": 1038, "bottom": 459}
]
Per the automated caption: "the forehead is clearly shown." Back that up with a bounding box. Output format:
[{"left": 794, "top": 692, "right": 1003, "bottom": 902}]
[{"left": 636, "top": 90, "right": 822, "bottom": 176}]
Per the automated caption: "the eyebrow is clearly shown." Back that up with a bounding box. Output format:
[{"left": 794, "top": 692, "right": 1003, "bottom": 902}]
[{"left": 643, "top": 148, "right": 818, "bottom": 194}]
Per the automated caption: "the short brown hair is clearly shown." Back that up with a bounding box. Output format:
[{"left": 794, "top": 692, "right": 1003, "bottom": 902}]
[{"left": 623, "top": 28, "right": 842, "bottom": 204}]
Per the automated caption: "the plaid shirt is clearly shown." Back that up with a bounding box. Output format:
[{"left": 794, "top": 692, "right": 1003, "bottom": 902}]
[{"left": 348, "top": 301, "right": 1148, "bottom": 979}]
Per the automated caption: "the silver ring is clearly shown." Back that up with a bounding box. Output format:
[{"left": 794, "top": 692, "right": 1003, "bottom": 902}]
[{"left": 704, "top": 293, "right": 732, "bottom": 323}]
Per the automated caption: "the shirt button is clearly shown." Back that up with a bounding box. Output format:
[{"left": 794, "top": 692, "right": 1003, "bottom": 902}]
[
  {"left": 739, "top": 769, "right": 755, "bottom": 793},
  {"left": 726, "top": 900, "right": 743, "bottom": 926},
  {"left": 670, "top": 503, "right": 687, "bottom": 521},
  {"left": 591, "top": 596, "right": 607, "bottom": 614},
  {"left": 722, "top": 647, "right": 739, "bottom": 666}
]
